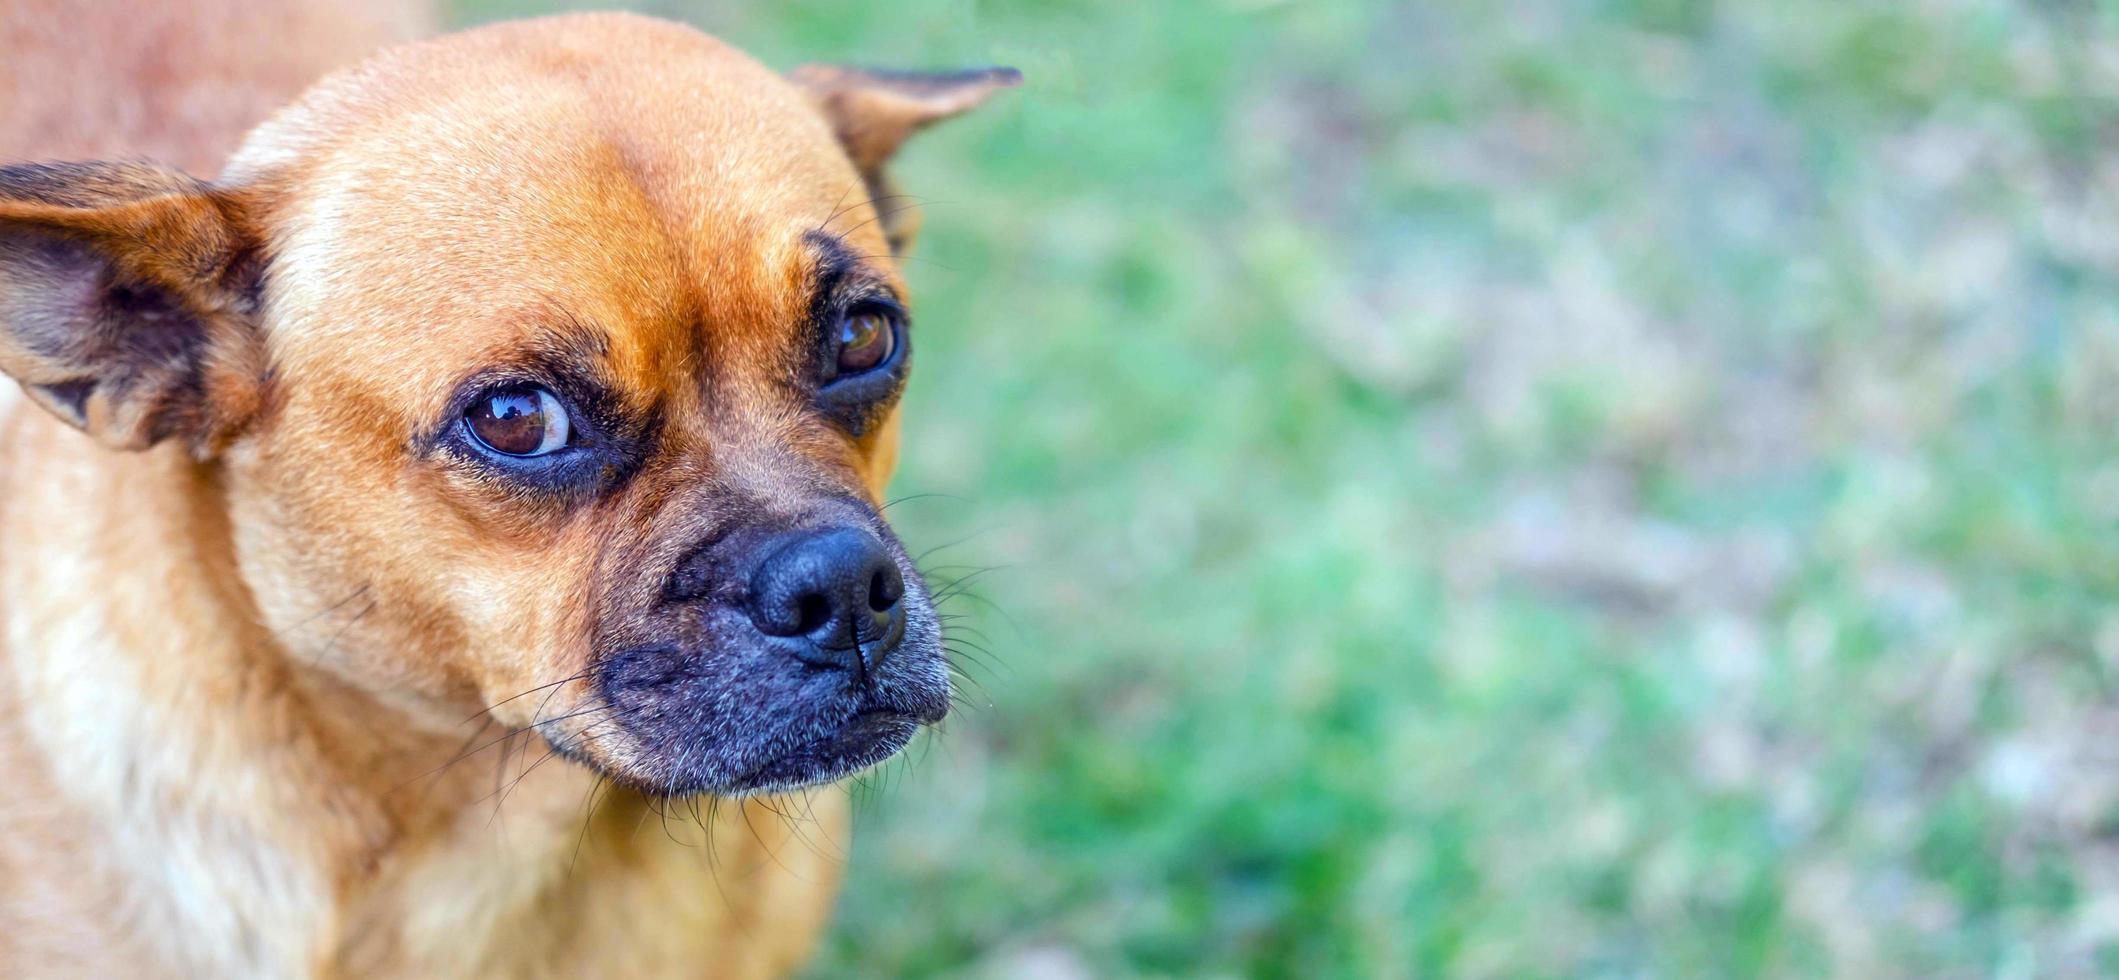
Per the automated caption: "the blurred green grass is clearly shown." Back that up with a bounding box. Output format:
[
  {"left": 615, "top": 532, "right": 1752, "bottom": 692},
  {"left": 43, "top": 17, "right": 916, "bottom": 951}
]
[{"left": 449, "top": 1, "right": 2119, "bottom": 975}]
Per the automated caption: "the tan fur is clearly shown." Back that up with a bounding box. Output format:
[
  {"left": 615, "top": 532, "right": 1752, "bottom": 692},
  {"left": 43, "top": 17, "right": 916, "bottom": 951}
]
[{"left": 0, "top": 6, "right": 1009, "bottom": 977}]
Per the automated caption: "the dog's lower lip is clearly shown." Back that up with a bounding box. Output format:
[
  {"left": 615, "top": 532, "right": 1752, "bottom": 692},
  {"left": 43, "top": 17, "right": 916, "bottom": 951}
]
[{"left": 729, "top": 709, "right": 920, "bottom": 792}]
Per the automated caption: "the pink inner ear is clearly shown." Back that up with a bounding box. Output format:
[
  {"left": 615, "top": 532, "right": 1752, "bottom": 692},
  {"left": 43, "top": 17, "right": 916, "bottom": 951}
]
[
  {"left": 48, "top": 243, "right": 107, "bottom": 331},
  {"left": 0, "top": 233, "right": 105, "bottom": 427},
  {"left": 0, "top": 229, "right": 108, "bottom": 368},
  {"left": 0, "top": 210, "right": 239, "bottom": 452}
]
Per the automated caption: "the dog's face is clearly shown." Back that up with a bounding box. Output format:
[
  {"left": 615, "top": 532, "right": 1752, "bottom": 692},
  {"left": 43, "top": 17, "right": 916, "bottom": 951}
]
[{"left": 0, "top": 15, "right": 1015, "bottom": 795}]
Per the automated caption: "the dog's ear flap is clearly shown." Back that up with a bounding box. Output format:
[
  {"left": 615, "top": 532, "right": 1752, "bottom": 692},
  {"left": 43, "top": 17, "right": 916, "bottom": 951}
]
[
  {"left": 0, "top": 161, "right": 267, "bottom": 457},
  {"left": 790, "top": 65, "right": 1020, "bottom": 254}
]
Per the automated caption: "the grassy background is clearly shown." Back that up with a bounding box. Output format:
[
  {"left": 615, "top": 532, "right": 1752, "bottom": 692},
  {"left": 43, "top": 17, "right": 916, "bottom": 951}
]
[{"left": 451, "top": 1, "right": 2119, "bottom": 975}]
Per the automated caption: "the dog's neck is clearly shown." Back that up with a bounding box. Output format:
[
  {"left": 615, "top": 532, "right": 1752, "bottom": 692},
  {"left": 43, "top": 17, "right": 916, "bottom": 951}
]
[{"left": 0, "top": 408, "right": 627, "bottom": 974}]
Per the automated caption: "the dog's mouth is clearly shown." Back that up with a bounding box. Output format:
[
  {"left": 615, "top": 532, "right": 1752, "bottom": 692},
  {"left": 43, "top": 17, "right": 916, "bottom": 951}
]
[
  {"left": 550, "top": 623, "right": 952, "bottom": 798},
  {"left": 545, "top": 702, "right": 936, "bottom": 798},
  {"left": 727, "top": 708, "right": 923, "bottom": 793}
]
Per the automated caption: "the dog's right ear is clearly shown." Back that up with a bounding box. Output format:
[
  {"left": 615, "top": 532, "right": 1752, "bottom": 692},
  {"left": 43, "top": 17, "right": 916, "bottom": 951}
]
[
  {"left": 0, "top": 161, "right": 267, "bottom": 457},
  {"left": 791, "top": 65, "right": 1020, "bottom": 255}
]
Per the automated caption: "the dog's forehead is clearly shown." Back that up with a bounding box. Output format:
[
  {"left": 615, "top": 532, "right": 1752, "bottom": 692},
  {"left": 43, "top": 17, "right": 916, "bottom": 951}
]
[{"left": 240, "top": 13, "right": 896, "bottom": 416}]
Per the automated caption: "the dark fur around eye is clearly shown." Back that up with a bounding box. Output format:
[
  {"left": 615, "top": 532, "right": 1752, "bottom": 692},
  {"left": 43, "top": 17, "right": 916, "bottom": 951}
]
[
  {"left": 430, "top": 364, "right": 651, "bottom": 500},
  {"left": 816, "top": 302, "right": 910, "bottom": 436},
  {"left": 801, "top": 232, "right": 911, "bottom": 437}
]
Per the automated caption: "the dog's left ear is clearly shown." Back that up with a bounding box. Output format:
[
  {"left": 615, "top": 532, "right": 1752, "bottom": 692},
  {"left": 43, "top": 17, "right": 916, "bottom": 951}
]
[
  {"left": 791, "top": 64, "right": 1021, "bottom": 255},
  {"left": 0, "top": 161, "right": 267, "bottom": 457}
]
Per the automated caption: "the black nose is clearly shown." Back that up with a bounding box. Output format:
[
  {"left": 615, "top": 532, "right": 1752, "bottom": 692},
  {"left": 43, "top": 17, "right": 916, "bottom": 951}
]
[{"left": 747, "top": 527, "right": 905, "bottom": 669}]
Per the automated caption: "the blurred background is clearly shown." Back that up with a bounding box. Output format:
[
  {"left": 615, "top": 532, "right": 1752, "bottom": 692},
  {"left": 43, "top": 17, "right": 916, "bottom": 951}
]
[{"left": 452, "top": 1, "right": 2118, "bottom": 975}]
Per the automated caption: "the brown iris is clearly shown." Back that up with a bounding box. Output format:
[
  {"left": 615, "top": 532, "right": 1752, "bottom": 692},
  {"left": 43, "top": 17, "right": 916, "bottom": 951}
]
[
  {"left": 466, "top": 386, "right": 570, "bottom": 457},
  {"left": 835, "top": 309, "right": 896, "bottom": 375}
]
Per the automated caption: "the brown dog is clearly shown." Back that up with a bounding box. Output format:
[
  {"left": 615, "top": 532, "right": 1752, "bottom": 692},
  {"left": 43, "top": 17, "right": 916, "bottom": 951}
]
[{"left": 0, "top": 5, "right": 1014, "bottom": 976}]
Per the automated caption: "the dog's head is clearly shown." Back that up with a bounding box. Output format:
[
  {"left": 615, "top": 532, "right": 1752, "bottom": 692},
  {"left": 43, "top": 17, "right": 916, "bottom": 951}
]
[{"left": 0, "top": 14, "right": 1016, "bottom": 795}]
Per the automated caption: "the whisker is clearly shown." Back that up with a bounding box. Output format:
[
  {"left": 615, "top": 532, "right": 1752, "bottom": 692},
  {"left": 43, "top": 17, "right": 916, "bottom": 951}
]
[
  {"left": 568, "top": 773, "right": 614, "bottom": 877},
  {"left": 879, "top": 492, "right": 966, "bottom": 513},
  {"left": 269, "top": 584, "right": 371, "bottom": 642},
  {"left": 387, "top": 704, "right": 613, "bottom": 795},
  {"left": 459, "top": 669, "right": 592, "bottom": 727}
]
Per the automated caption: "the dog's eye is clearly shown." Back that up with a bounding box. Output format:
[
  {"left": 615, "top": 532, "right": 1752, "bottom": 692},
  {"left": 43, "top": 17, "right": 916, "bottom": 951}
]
[
  {"left": 834, "top": 308, "right": 898, "bottom": 376},
  {"left": 465, "top": 385, "right": 570, "bottom": 457}
]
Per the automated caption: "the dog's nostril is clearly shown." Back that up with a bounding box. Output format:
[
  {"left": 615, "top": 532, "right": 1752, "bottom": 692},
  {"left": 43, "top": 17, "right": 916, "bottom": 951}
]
[
  {"left": 794, "top": 593, "right": 833, "bottom": 635},
  {"left": 868, "top": 567, "right": 902, "bottom": 612}
]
